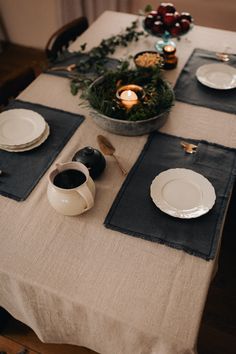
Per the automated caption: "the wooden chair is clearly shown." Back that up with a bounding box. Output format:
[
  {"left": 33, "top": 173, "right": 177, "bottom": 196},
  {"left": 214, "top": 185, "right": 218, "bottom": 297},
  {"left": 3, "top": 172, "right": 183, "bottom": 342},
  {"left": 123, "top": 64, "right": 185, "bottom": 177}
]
[
  {"left": 0, "top": 67, "right": 35, "bottom": 107},
  {"left": 45, "top": 17, "right": 89, "bottom": 62}
]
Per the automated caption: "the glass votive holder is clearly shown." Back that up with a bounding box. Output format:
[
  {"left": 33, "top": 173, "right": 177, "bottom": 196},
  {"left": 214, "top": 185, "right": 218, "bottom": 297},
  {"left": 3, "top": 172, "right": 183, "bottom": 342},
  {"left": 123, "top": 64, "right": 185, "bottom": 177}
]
[
  {"left": 163, "top": 45, "right": 178, "bottom": 70},
  {"left": 116, "top": 84, "right": 145, "bottom": 109}
]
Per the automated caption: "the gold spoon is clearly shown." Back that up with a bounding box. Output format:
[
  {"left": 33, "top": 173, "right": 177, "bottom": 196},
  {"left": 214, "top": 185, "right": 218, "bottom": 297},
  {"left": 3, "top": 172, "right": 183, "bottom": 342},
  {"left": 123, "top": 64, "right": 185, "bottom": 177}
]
[
  {"left": 97, "top": 135, "right": 127, "bottom": 175},
  {"left": 48, "top": 63, "right": 77, "bottom": 72}
]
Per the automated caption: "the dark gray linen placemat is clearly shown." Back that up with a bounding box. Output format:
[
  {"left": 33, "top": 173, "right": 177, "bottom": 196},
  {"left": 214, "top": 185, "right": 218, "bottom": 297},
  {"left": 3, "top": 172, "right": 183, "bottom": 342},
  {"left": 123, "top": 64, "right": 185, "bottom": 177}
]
[
  {"left": 0, "top": 100, "right": 84, "bottom": 201},
  {"left": 174, "top": 48, "right": 236, "bottom": 114},
  {"left": 46, "top": 52, "right": 120, "bottom": 78},
  {"left": 105, "top": 132, "right": 236, "bottom": 260}
]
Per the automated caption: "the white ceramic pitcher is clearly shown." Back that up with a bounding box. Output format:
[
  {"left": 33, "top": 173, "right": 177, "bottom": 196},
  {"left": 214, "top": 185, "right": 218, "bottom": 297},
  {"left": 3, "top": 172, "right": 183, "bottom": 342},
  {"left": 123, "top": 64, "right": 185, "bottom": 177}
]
[{"left": 47, "top": 161, "right": 95, "bottom": 216}]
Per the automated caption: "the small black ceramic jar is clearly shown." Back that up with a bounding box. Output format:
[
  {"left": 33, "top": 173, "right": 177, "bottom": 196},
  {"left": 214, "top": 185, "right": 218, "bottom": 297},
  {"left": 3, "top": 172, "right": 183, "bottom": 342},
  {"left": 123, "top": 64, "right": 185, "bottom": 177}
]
[{"left": 72, "top": 146, "right": 106, "bottom": 179}]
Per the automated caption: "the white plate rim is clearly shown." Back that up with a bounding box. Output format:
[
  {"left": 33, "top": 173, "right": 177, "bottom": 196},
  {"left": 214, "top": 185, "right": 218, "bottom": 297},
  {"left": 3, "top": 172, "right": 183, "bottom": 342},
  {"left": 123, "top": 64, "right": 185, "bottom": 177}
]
[
  {"left": 196, "top": 63, "right": 236, "bottom": 90},
  {"left": 0, "top": 121, "right": 48, "bottom": 149},
  {"left": 150, "top": 168, "right": 216, "bottom": 219},
  {"left": 0, "top": 109, "right": 46, "bottom": 146},
  {"left": 0, "top": 123, "right": 50, "bottom": 152}
]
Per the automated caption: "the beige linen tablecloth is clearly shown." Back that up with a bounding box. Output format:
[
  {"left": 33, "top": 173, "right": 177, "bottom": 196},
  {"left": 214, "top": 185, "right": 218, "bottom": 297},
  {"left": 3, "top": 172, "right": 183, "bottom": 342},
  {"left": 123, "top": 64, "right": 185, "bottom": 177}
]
[{"left": 1, "top": 11, "right": 236, "bottom": 354}]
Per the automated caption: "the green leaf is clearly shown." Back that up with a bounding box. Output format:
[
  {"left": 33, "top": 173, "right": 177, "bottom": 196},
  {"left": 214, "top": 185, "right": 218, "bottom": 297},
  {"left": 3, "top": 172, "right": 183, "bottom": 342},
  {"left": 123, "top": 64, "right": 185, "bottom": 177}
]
[
  {"left": 144, "top": 4, "right": 152, "bottom": 13},
  {"left": 80, "top": 43, "right": 87, "bottom": 51},
  {"left": 70, "top": 82, "right": 79, "bottom": 96},
  {"left": 86, "top": 67, "right": 174, "bottom": 122}
]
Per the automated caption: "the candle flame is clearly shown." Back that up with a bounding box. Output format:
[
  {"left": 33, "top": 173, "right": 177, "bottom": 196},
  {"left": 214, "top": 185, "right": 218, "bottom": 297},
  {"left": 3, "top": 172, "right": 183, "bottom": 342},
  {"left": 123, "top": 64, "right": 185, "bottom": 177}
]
[
  {"left": 127, "top": 90, "right": 133, "bottom": 99},
  {"left": 120, "top": 89, "right": 138, "bottom": 101}
]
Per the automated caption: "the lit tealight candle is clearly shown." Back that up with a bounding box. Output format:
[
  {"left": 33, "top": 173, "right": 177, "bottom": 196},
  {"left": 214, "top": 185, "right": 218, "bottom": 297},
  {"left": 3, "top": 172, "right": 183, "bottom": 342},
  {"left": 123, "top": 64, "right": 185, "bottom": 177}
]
[
  {"left": 116, "top": 84, "right": 145, "bottom": 110},
  {"left": 163, "top": 45, "right": 178, "bottom": 70},
  {"left": 120, "top": 90, "right": 138, "bottom": 101},
  {"left": 120, "top": 90, "right": 138, "bottom": 109},
  {"left": 163, "top": 45, "right": 176, "bottom": 55}
]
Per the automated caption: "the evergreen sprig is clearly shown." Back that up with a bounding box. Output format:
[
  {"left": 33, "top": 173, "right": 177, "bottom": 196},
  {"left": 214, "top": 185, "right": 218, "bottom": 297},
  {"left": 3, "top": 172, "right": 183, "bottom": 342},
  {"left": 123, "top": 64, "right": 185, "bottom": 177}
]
[
  {"left": 68, "top": 20, "right": 146, "bottom": 95},
  {"left": 66, "top": 19, "right": 174, "bottom": 122},
  {"left": 87, "top": 66, "right": 175, "bottom": 122}
]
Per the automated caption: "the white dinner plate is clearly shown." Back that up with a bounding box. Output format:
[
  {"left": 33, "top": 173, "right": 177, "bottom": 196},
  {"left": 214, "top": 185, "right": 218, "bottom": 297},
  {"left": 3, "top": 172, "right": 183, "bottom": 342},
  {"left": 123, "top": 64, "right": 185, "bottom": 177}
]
[
  {"left": 0, "top": 123, "right": 50, "bottom": 152},
  {"left": 196, "top": 63, "right": 236, "bottom": 90},
  {"left": 0, "top": 121, "right": 48, "bottom": 150},
  {"left": 0, "top": 109, "right": 46, "bottom": 147},
  {"left": 150, "top": 168, "right": 216, "bottom": 219}
]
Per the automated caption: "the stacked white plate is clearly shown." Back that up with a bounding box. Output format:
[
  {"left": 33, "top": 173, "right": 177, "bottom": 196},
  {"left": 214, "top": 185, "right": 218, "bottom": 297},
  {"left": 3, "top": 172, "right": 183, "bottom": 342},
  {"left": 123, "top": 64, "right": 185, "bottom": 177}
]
[{"left": 0, "top": 109, "right": 50, "bottom": 152}]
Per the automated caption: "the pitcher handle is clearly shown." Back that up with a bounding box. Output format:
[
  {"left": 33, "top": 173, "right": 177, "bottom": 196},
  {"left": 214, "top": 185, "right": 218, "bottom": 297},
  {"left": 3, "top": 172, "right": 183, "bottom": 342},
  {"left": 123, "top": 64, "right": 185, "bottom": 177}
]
[{"left": 77, "top": 184, "right": 94, "bottom": 212}]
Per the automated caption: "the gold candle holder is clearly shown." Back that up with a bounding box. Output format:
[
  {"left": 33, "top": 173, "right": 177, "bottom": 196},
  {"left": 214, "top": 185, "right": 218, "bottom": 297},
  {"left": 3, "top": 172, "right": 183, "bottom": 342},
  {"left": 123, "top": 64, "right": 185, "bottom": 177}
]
[{"left": 116, "top": 84, "right": 145, "bottom": 109}]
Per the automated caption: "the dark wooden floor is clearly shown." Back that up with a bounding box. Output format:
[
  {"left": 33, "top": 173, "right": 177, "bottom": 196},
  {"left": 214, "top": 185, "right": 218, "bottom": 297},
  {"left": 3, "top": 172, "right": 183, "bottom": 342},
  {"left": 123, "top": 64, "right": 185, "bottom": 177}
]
[
  {"left": 198, "top": 183, "right": 236, "bottom": 354},
  {"left": 0, "top": 44, "right": 235, "bottom": 354}
]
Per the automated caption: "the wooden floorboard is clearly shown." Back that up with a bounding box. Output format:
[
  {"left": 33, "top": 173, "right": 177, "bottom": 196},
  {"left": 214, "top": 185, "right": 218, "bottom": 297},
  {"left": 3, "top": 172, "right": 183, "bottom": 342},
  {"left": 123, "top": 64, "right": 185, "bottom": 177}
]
[
  {"left": 0, "top": 333, "right": 39, "bottom": 354},
  {"left": 198, "top": 323, "right": 236, "bottom": 354},
  {"left": 1, "top": 318, "right": 97, "bottom": 354},
  {"left": 197, "top": 184, "right": 236, "bottom": 354}
]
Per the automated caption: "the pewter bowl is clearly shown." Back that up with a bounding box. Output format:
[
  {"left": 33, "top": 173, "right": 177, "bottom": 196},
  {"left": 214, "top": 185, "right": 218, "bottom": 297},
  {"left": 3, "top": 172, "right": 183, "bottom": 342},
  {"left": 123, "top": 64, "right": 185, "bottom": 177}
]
[
  {"left": 89, "top": 109, "right": 170, "bottom": 136},
  {"left": 88, "top": 76, "right": 174, "bottom": 136}
]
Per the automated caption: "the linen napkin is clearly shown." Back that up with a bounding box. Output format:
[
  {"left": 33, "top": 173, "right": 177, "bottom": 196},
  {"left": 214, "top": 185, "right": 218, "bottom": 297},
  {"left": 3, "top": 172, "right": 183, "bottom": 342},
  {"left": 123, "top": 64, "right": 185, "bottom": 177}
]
[
  {"left": 174, "top": 48, "right": 236, "bottom": 114},
  {"left": 0, "top": 100, "right": 84, "bottom": 201},
  {"left": 105, "top": 132, "right": 236, "bottom": 260}
]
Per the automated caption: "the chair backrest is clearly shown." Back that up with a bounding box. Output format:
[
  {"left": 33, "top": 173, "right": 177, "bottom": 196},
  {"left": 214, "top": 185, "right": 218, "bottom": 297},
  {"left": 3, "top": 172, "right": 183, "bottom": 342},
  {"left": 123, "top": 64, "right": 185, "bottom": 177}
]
[
  {"left": 45, "top": 17, "right": 89, "bottom": 61},
  {"left": 0, "top": 67, "right": 35, "bottom": 106}
]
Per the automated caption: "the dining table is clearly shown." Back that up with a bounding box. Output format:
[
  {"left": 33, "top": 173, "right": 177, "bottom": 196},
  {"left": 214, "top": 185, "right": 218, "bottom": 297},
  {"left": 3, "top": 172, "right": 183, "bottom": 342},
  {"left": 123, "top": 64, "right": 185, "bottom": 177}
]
[{"left": 0, "top": 10, "right": 236, "bottom": 354}]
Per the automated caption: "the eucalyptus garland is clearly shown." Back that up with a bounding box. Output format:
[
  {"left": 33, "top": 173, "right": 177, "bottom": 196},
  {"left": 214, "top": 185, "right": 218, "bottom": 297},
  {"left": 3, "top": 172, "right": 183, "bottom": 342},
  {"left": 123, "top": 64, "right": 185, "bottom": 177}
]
[
  {"left": 69, "top": 20, "right": 146, "bottom": 95},
  {"left": 66, "top": 18, "right": 174, "bottom": 121},
  {"left": 87, "top": 66, "right": 175, "bottom": 121}
]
